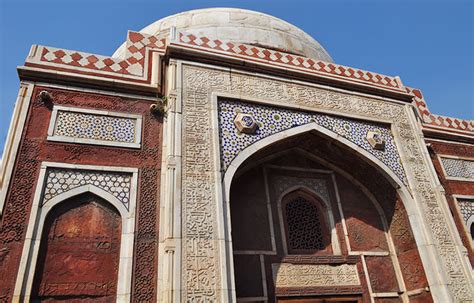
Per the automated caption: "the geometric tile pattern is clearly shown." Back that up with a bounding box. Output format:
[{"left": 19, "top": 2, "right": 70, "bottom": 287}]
[
  {"left": 458, "top": 198, "right": 474, "bottom": 226},
  {"left": 27, "top": 30, "right": 472, "bottom": 136},
  {"left": 218, "top": 100, "right": 407, "bottom": 184},
  {"left": 180, "top": 32, "right": 403, "bottom": 91},
  {"left": 440, "top": 157, "right": 474, "bottom": 180},
  {"left": 40, "top": 32, "right": 166, "bottom": 77},
  {"left": 43, "top": 168, "right": 133, "bottom": 210},
  {"left": 54, "top": 110, "right": 137, "bottom": 144},
  {"left": 407, "top": 87, "right": 474, "bottom": 134}
]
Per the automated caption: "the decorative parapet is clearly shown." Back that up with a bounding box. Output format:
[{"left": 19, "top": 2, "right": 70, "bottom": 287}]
[
  {"left": 177, "top": 32, "right": 404, "bottom": 92},
  {"left": 407, "top": 87, "right": 474, "bottom": 135},
  {"left": 24, "top": 28, "right": 406, "bottom": 94},
  {"left": 25, "top": 31, "right": 166, "bottom": 83},
  {"left": 22, "top": 29, "right": 471, "bottom": 136}
]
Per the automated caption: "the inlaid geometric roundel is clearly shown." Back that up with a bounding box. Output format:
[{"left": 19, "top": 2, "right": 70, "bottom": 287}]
[{"left": 218, "top": 100, "right": 407, "bottom": 184}]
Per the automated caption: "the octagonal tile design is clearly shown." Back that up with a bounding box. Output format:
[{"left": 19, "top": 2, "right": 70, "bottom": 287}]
[
  {"left": 218, "top": 99, "right": 407, "bottom": 184},
  {"left": 366, "top": 130, "right": 386, "bottom": 150},
  {"left": 234, "top": 113, "right": 258, "bottom": 134}
]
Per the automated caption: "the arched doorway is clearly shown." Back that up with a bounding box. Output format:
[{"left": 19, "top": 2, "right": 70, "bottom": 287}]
[
  {"left": 31, "top": 193, "right": 121, "bottom": 302},
  {"left": 229, "top": 131, "right": 432, "bottom": 302}
]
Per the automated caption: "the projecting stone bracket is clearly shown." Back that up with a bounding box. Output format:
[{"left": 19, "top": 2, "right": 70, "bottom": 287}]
[
  {"left": 366, "top": 129, "right": 385, "bottom": 150},
  {"left": 234, "top": 113, "right": 258, "bottom": 134},
  {"left": 150, "top": 95, "right": 168, "bottom": 116}
]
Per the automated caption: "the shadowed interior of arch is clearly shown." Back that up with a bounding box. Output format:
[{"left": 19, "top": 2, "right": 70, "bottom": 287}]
[{"left": 228, "top": 131, "right": 428, "bottom": 301}]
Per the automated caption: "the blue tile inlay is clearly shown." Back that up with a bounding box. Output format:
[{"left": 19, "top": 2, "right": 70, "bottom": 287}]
[{"left": 218, "top": 99, "right": 407, "bottom": 184}]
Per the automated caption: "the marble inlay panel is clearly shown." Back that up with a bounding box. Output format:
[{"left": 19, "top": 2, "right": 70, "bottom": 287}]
[
  {"left": 43, "top": 168, "right": 133, "bottom": 210},
  {"left": 48, "top": 106, "right": 142, "bottom": 148},
  {"left": 440, "top": 157, "right": 474, "bottom": 180},
  {"left": 218, "top": 100, "right": 407, "bottom": 184}
]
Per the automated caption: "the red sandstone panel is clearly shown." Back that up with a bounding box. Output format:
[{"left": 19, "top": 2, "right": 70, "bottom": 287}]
[
  {"left": 365, "top": 256, "right": 399, "bottom": 293},
  {"left": 31, "top": 194, "right": 120, "bottom": 301},
  {"left": 0, "top": 86, "right": 162, "bottom": 302},
  {"left": 426, "top": 139, "right": 474, "bottom": 266},
  {"left": 397, "top": 249, "right": 429, "bottom": 291},
  {"left": 389, "top": 199, "right": 417, "bottom": 253},
  {"left": 389, "top": 199, "right": 429, "bottom": 292},
  {"left": 337, "top": 177, "right": 388, "bottom": 252}
]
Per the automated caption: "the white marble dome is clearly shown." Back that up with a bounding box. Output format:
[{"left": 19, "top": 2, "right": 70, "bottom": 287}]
[{"left": 113, "top": 8, "right": 333, "bottom": 62}]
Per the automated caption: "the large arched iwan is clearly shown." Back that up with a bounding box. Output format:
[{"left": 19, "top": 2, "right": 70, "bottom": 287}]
[
  {"left": 227, "top": 131, "right": 432, "bottom": 302},
  {"left": 31, "top": 193, "right": 121, "bottom": 302}
]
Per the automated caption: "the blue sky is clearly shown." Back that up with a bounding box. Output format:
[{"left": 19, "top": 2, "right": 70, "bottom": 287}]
[{"left": 1, "top": 0, "right": 472, "bottom": 152}]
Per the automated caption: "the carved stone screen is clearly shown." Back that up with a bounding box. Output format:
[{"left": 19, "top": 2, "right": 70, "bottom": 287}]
[
  {"left": 284, "top": 195, "right": 325, "bottom": 253},
  {"left": 31, "top": 193, "right": 121, "bottom": 302},
  {"left": 440, "top": 157, "right": 474, "bottom": 180}
]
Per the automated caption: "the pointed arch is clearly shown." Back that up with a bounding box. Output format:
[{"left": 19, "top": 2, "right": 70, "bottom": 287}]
[
  {"left": 14, "top": 163, "right": 138, "bottom": 302},
  {"left": 280, "top": 187, "right": 333, "bottom": 255},
  {"left": 217, "top": 120, "right": 448, "bottom": 302},
  {"left": 223, "top": 122, "right": 406, "bottom": 199},
  {"left": 42, "top": 184, "right": 129, "bottom": 223}
]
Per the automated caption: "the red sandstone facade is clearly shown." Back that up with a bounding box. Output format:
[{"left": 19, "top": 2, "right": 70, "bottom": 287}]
[{"left": 0, "top": 8, "right": 472, "bottom": 303}]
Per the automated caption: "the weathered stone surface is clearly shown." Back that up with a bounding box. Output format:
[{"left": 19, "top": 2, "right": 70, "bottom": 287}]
[{"left": 113, "top": 8, "right": 333, "bottom": 62}]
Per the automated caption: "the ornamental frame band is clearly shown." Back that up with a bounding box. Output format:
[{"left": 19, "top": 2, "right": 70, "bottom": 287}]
[
  {"left": 452, "top": 194, "right": 474, "bottom": 249},
  {"left": 13, "top": 162, "right": 139, "bottom": 303},
  {"left": 47, "top": 105, "right": 143, "bottom": 149},
  {"left": 160, "top": 60, "right": 473, "bottom": 302}
]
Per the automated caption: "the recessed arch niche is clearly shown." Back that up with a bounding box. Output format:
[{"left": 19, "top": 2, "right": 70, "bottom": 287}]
[
  {"left": 31, "top": 192, "right": 121, "bottom": 302},
  {"left": 226, "top": 129, "right": 432, "bottom": 302}
]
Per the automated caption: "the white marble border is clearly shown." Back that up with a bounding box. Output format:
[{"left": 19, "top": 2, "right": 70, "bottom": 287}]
[
  {"left": 453, "top": 195, "right": 474, "bottom": 249},
  {"left": 0, "top": 82, "right": 35, "bottom": 215},
  {"left": 13, "top": 162, "right": 138, "bottom": 303},
  {"left": 47, "top": 105, "right": 143, "bottom": 149},
  {"left": 437, "top": 154, "right": 474, "bottom": 182}
]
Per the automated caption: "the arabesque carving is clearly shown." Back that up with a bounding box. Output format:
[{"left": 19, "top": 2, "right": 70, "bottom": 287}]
[
  {"left": 181, "top": 64, "right": 472, "bottom": 301},
  {"left": 272, "top": 263, "right": 360, "bottom": 288}
]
